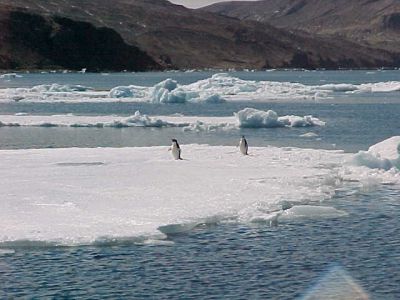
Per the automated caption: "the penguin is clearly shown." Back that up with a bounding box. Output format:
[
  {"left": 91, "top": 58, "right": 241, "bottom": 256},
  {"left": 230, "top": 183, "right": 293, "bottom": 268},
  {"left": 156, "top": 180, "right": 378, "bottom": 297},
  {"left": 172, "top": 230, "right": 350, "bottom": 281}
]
[
  {"left": 239, "top": 135, "right": 248, "bottom": 155},
  {"left": 170, "top": 139, "right": 182, "bottom": 160}
]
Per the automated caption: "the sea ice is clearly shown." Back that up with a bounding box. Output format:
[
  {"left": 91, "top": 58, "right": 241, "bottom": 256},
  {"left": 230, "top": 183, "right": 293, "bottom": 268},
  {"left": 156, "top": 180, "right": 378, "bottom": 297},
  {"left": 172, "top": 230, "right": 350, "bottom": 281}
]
[
  {"left": 0, "top": 73, "right": 22, "bottom": 79},
  {"left": 0, "top": 145, "right": 349, "bottom": 246},
  {"left": 109, "top": 85, "right": 148, "bottom": 98},
  {"left": 350, "top": 136, "right": 400, "bottom": 170},
  {"left": 2, "top": 73, "right": 399, "bottom": 103},
  {"left": 300, "top": 132, "right": 319, "bottom": 138},
  {"left": 0, "top": 109, "right": 325, "bottom": 130},
  {"left": 279, "top": 205, "right": 348, "bottom": 220},
  {"left": 234, "top": 108, "right": 325, "bottom": 128}
]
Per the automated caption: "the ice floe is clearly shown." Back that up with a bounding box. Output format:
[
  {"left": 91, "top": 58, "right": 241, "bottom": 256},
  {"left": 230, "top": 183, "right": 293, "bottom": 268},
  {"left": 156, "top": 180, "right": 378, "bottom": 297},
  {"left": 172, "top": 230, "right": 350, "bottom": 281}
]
[
  {"left": 1, "top": 73, "right": 399, "bottom": 103},
  {"left": 235, "top": 108, "right": 324, "bottom": 128},
  {"left": 300, "top": 132, "right": 319, "bottom": 138},
  {"left": 341, "top": 136, "right": 400, "bottom": 186},
  {"left": 0, "top": 73, "right": 23, "bottom": 79},
  {"left": 350, "top": 136, "right": 400, "bottom": 170},
  {"left": 0, "top": 108, "right": 325, "bottom": 130},
  {"left": 0, "top": 144, "right": 349, "bottom": 246},
  {"left": 1, "top": 138, "right": 400, "bottom": 246}
]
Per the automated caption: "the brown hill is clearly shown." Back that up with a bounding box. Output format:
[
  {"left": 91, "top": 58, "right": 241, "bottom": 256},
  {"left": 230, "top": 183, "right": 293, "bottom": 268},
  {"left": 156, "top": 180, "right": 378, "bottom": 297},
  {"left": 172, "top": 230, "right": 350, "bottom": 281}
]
[
  {"left": 0, "top": 0, "right": 399, "bottom": 71},
  {"left": 202, "top": 0, "right": 400, "bottom": 52}
]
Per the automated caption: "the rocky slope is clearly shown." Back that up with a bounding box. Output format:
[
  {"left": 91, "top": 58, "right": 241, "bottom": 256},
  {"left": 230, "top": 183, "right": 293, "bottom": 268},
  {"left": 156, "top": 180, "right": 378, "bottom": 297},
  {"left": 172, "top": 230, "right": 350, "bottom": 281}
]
[
  {"left": 203, "top": 0, "right": 400, "bottom": 52},
  {"left": 0, "top": 7, "right": 160, "bottom": 71},
  {"left": 0, "top": 0, "right": 399, "bottom": 70}
]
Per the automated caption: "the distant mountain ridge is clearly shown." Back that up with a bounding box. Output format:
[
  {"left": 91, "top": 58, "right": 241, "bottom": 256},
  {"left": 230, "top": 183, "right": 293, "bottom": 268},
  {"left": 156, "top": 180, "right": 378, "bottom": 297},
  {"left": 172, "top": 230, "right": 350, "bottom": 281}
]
[
  {"left": 202, "top": 0, "right": 400, "bottom": 52},
  {"left": 0, "top": 0, "right": 399, "bottom": 71}
]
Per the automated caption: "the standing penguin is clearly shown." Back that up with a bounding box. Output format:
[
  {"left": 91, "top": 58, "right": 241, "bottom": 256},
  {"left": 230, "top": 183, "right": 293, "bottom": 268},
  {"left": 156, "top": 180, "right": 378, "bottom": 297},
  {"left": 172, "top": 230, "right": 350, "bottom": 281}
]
[
  {"left": 170, "top": 139, "right": 182, "bottom": 160},
  {"left": 239, "top": 135, "right": 248, "bottom": 155}
]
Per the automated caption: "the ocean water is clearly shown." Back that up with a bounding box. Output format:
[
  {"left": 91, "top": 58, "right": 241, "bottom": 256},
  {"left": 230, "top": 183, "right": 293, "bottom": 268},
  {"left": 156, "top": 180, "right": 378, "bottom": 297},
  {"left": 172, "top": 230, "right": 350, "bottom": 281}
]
[{"left": 0, "top": 70, "right": 400, "bottom": 299}]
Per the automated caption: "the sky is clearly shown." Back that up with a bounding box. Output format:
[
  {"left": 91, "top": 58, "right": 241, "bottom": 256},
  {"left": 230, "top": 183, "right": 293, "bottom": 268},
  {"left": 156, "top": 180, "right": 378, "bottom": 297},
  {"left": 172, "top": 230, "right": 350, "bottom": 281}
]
[{"left": 170, "top": 0, "right": 257, "bottom": 9}]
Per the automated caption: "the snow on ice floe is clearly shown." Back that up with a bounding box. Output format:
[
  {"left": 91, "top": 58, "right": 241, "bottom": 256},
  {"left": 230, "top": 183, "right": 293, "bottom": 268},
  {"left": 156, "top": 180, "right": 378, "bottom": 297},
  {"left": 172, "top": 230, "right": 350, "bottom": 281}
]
[
  {"left": 0, "top": 144, "right": 351, "bottom": 246},
  {"left": 0, "top": 108, "right": 324, "bottom": 130},
  {"left": 1, "top": 73, "right": 399, "bottom": 103}
]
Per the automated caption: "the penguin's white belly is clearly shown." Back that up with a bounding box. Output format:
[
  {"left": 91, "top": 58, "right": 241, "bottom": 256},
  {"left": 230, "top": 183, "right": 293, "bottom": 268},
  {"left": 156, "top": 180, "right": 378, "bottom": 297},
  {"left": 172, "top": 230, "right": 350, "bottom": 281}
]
[
  {"left": 239, "top": 141, "right": 248, "bottom": 155},
  {"left": 172, "top": 146, "right": 181, "bottom": 160}
]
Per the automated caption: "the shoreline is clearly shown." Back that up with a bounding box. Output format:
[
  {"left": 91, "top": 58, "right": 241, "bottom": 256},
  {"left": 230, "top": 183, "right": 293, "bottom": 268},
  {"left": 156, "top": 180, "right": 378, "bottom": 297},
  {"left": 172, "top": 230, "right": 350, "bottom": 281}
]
[{"left": 1, "top": 67, "right": 400, "bottom": 75}]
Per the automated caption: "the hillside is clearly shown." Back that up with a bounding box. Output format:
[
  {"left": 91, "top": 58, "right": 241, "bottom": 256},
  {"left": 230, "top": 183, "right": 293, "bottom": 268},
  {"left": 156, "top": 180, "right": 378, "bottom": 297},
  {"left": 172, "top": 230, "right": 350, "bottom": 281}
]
[
  {"left": 203, "top": 0, "right": 400, "bottom": 52},
  {"left": 0, "top": 0, "right": 399, "bottom": 71}
]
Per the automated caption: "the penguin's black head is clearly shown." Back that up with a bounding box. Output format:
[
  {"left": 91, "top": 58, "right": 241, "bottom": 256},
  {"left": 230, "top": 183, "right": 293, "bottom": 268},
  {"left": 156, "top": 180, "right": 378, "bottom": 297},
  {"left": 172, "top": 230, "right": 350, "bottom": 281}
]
[
  {"left": 242, "top": 135, "right": 245, "bottom": 139},
  {"left": 171, "top": 139, "right": 177, "bottom": 142}
]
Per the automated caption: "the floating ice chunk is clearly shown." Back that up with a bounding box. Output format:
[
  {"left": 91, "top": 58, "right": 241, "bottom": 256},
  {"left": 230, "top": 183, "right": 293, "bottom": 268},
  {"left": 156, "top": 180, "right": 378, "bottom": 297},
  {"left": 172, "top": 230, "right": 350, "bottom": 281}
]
[
  {"left": 201, "top": 94, "right": 226, "bottom": 103},
  {"left": 350, "top": 151, "right": 393, "bottom": 171},
  {"left": 182, "top": 121, "right": 232, "bottom": 132},
  {"left": 350, "top": 136, "right": 400, "bottom": 170},
  {"left": 300, "top": 132, "right": 319, "bottom": 138},
  {"left": 105, "top": 111, "right": 173, "bottom": 128},
  {"left": 368, "top": 136, "right": 400, "bottom": 160},
  {"left": 28, "top": 84, "right": 91, "bottom": 93},
  {"left": 155, "top": 78, "right": 178, "bottom": 92},
  {"left": 151, "top": 88, "right": 191, "bottom": 103},
  {"left": 150, "top": 79, "right": 186, "bottom": 103},
  {"left": 359, "top": 81, "right": 400, "bottom": 92},
  {"left": 235, "top": 108, "right": 282, "bottom": 128},
  {"left": 234, "top": 108, "right": 325, "bottom": 128},
  {"left": 141, "top": 239, "right": 175, "bottom": 246},
  {"left": 0, "top": 73, "right": 22, "bottom": 79},
  {"left": 149, "top": 78, "right": 226, "bottom": 104},
  {"left": 279, "top": 205, "right": 348, "bottom": 220},
  {"left": 279, "top": 115, "right": 325, "bottom": 127},
  {"left": 109, "top": 85, "right": 147, "bottom": 98},
  {"left": 248, "top": 211, "right": 280, "bottom": 226},
  {"left": 245, "top": 205, "right": 347, "bottom": 225},
  {"left": 158, "top": 222, "right": 199, "bottom": 235},
  {"left": 317, "top": 83, "right": 358, "bottom": 92}
]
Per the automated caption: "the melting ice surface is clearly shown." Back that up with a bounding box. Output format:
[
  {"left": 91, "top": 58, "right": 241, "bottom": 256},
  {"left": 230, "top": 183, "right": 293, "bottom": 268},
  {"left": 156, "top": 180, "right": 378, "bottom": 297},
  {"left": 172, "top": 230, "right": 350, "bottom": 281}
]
[
  {"left": 1, "top": 136, "right": 399, "bottom": 246},
  {"left": 1, "top": 73, "right": 400, "bottom": 103}
]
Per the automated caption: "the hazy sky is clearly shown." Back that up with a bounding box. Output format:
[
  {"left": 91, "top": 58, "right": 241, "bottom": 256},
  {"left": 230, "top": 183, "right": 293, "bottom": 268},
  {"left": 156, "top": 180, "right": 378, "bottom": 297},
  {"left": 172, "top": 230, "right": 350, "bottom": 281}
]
[{"left": 170, "top": 0, "right": 257, "bottom": 9}]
